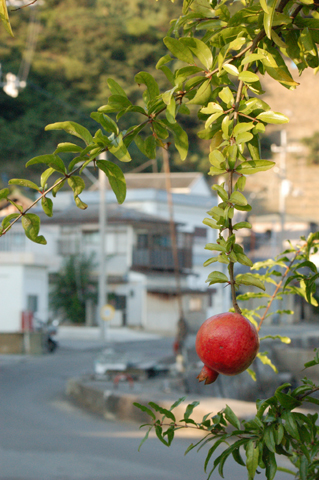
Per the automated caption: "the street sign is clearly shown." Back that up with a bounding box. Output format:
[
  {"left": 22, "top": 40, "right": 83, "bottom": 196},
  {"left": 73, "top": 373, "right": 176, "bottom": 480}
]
[{"left": 100, "top": 304, "right": 115, "bottom": 321}]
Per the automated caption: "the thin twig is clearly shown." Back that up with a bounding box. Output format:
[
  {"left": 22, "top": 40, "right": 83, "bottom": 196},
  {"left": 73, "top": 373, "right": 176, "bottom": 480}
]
[
  {"left": 257, "top": 248, "right": 302, "bottom": 332},
  {"left": 0, "top": 118, "right": 150, "bottom": 237}
]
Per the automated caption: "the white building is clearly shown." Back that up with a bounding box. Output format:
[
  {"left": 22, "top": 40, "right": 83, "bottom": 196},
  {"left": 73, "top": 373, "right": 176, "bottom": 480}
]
[{"left": 0, "top": 173, "right": 231, "bottom": 334}]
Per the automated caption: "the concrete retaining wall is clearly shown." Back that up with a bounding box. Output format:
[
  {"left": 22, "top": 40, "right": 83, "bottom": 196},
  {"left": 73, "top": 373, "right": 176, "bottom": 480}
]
[{"left": 0, "top": 332, "right": 44, "bottom": 354}]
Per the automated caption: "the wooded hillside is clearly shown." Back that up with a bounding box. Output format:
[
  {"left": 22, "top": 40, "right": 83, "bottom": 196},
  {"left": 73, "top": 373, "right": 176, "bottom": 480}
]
[{"left": 0, "top": 0, "right": 205, "bottom": 182}]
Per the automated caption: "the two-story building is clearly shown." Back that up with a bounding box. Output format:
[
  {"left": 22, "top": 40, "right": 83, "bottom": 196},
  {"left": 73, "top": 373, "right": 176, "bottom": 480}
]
[{"left": 0, "top": 172, "right": 231, "bottom": 334}]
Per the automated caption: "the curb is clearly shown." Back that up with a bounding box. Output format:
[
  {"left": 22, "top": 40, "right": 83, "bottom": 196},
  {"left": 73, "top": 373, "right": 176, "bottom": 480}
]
[{"left": 66, "top": 377, "right": 258, "bottom": 424}]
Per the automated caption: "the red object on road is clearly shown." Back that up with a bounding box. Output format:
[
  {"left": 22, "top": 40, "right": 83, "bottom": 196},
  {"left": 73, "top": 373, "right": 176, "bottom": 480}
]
[{"left": 21, "top": 311, "right": 33, "bottom": 331}]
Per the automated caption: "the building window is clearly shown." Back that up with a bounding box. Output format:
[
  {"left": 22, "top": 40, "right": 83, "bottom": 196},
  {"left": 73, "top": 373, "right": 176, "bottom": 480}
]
[
  {"left": 153, "top": 234, "right": 171, "bottom": 248},
  {"left": 27, "top": 295, "right": 38, "bottom": 313},
  {"left": 137, "top": 234, "right": 148, "bottom": 249},
  {"left": 189, "top": 296, "right": 203, "bottom": 312}
]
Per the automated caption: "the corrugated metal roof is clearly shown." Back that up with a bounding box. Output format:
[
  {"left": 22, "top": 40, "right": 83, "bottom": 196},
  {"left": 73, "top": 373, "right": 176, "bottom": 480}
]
[
  {"left": 40, "top": 203, "right": 177, "bottom": 226},
  {"left": 89, "top": 172, "right": 204, "bottom": 192}
]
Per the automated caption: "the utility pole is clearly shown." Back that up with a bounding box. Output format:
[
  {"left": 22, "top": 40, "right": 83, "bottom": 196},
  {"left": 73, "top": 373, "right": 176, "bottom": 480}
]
[
  {"left": 271, "top": 130, "right": 302, "bottom": 251},
  {"left": 98, "top": 152, "right": 108, "bottom": 341}
]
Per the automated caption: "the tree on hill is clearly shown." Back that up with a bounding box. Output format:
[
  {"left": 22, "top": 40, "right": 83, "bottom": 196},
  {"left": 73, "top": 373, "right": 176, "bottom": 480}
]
[{"left": 0, "top": 0, "right": 205, "bottom": 182}]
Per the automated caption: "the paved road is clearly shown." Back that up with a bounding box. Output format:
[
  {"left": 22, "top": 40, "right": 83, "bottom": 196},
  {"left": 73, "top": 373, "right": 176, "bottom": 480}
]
[{"left": 0, "top": 340, "right": 292, "bottom": 480}]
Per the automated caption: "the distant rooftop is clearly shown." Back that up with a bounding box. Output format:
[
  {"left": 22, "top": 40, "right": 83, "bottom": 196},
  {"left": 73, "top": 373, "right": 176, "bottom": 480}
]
[
  {"left": 40, "top": 203, "right": 179, "bottom": 227},
  {"left": 89, "top": 171, "right": 211, "bottom": 196}
]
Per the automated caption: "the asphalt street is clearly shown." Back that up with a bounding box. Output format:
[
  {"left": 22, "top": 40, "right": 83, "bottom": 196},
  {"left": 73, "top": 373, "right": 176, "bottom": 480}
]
[{"left": 0, "top": 335, "right": 292, "bottom": 480}]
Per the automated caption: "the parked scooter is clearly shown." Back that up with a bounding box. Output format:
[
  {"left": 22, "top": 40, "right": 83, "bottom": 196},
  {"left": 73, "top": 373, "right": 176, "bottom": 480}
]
[{"left": 34, "top": 317, "right": 59, "bottom": 353}]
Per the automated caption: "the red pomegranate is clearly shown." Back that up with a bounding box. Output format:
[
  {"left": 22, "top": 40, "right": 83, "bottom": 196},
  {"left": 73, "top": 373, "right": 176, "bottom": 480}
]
[{"left": 195, "top": 312, "right": 259, "bottom": 384}]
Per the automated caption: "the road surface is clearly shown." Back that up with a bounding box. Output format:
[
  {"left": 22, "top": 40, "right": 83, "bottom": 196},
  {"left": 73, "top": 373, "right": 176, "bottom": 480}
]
[{"left": 0, "top": 338, "right": 292, "bottom": 480}]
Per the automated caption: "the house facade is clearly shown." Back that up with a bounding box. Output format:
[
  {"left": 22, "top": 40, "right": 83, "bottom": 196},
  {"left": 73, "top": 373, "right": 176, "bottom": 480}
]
[{"left": 0, "top": 172, "right": 231, "bottom": 334}]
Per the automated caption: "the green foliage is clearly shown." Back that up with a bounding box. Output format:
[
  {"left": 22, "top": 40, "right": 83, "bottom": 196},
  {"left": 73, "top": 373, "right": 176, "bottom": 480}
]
[
  {"left": 135, "top": 364, "right": 319, "bottom": 480},
  {"left": 50, "top": 254, "right": 97, "bottom": 323},
  {"left": 301, "top": 131, "right": 319, "bottom": 165},
  {"left": 0, "top": 0, "right": 205, "bottom": 179}
]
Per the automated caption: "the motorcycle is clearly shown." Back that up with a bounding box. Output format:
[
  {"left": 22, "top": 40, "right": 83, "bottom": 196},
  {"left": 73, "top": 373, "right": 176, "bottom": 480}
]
[{"left": 34, "top": 317, "right": 59, "bottom": 353}]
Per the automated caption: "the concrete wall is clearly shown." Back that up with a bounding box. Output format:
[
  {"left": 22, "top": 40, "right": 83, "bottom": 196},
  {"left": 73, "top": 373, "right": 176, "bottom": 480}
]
[
  {"left": 23, "top": 265, "right": 49, "bottom": 322},
  {"left": 0, "top": 258, "right": 49, "bottom": 332},
  {"left": 146, "top": 293, "right": 179, "bottom": 333},
  {"left": 0, "top": 264, "right": 24, "bottom": 331}
]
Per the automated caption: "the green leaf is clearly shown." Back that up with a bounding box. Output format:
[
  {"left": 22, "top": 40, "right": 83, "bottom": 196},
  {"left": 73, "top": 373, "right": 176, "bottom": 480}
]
[
  {"left": 224, "top": 405, "right": 240, "bottom": 429},
  {"left": 8, "top": 199, "right": 23, "bottom": 213},
  {"left": 161, "top": 120, "right": 188, "bottom": 160},
  {"left": 235, "top": 132, "right": 254, "bottom": 145},
  {"left": 156, "top": 54, "right": 172, "bottom": 69},
  {"left": 206, "top": 271, "right": 229, "bottom": 284},
  {"left": 236, "top": 274, "right": 265, "bottom": 290},
  {"left": 257, "top": 352, "right": 278, "bottom": 372},
  {"left": 260, "top": 335, "right": 291, "bottom": 344},
  {"left": 154, "top": 424, "right": 169, "bottom": 447},
  {"left": 137, "top": 427, "right": 152, "bottom": 452},
  {"left": 223, "top": 64, "right": 239, "bottom": 76},
  {"left": 8, "top": 179, "right": 40, "bottom": 191},
  {"left": 54, "top": 143, "right": 83, "bottom": 154},
  {"left": 96, "top": 160, "right": 126, "bottom": 204},
  {"left": 184, "top": 401, "right": 200, "bottom": 420},
  {"left": 230, "top": 191, "right": 247, "bottom": 206},
  {"left": 204, "top": 437, "right": 227, "bottom": 473},
  {"left": 263, "top": 0, "right": 277, "bottom": 39},
  {"left": 202, "top": 218, "right": 221, "bottom": 230},
  {"left": 275, "top": 392, "right": 301, "bottom": 410},
  {"left": 145, "top": 135, "right": 157, "bottom": 159},
  {"left": 67, "top": 176, "right": 87, "bottom": 210},
  {"left": 1, "top": 213, "right": 20, "bottom": 230},
  {"left": 0, "top": 188, "right": 9, "bottom": 200},
  {"left": 166, "top": 97, "right": 176, "bottom": 124},
  {"left": 170, "top": 396, "right": 187, "bottom": 411},
  {"left": 233, "top": 122, "right": 254, "bottom": 137},
  {"left": 107, "top": 78, "right": 127, "bottom": 97},
  {"left": 205, "top": 112, "right": 224, "bottom": 129},
  {"left": 205, "top": 243, "right": 226, "bottom": 252},
  {"left": 45, "top": 121, "right": 93, "bottom": 145},
  {"left": 109, "top": 134, "right": 132, "bottom": 163},
  {"left": 21, "top": 214, "right": 47, "bottom": 245},
  {"left": 247, "top": 368, "right": 256, "bottom": 381},
  {"left": 209, "top": 149, "right": 225, "bottom": 167},
  {"left": 282, "top": 412, "right": 300, "bottom": 440},
  {"left": 180, "top": 37, "right": 213, "bottom": 70},
  {"left": 212, "top": 184, "right": 228, "bottom": 201},
  {"left": 219, "top": 87, "right": 233, "bottom": 106},
  {"left": 52, "top": 178, "right": 66, "bottom": 197},
  {"left": 135, "top": 72, "right": 160, "bottom": 103},
  {"left": 256, "top": 111, "right": 289, "bottom": 124},
  {"left": 264, "top": 426, "right": 276, "bottom": 453},
  {"left": 233, "top": 221, "right": 251, "bottom": 230},
  {"left": 238, "top": 71, "right": 260, "bottom": 83},
  {"left": 246, "top": 440, "right": 259, "bottom": 478},
  {"left": 264, "top": 450, "right": 277, "bottom": 480},
  {"left": 201, "top": 102, "right": 223, "bottom": 115},
  {"left": 148, "top": 402, "right": 176, "bottom": 421},
  {"left": 133, "top": 402, "right": 156, "bottom": 420},
  {"left": 241, "top": 53, "right": 267, "bottom": 65},
  {"left": 0, "top": 0, "right": 13, "bottom": 36},
  {"left": 236, "top": 253, "right": 253, "bottom": 267},
  {"left": 41, "top": 197, "right": 53, "bottom": 217},
  {"left": 164, "top": 36, "right": 194, "bottom": 64},
  {"left": 90, "top": 112, "right": 119, "bottom": 135},
  {"left": 236, "top": 160, "right": 275, "bottom": 175},
  {"left": 187, "top": 79, "right": 211, "bottom": 106},
  {"left": 26, "top": 154, "right": 66, "bottom": 175}
]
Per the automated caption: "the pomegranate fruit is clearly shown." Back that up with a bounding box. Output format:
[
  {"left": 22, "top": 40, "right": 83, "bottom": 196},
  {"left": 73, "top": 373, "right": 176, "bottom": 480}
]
[{"left": 196, "top": 312, "right": 259, "bottom": 384}]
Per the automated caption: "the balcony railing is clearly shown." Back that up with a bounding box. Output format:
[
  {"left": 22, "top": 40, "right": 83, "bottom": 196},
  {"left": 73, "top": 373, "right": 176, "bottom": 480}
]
[
  {"left": 0, "top": 232, "right": 26, "bottom": 252},
  {"left": 132, "top": 247, "right": 192, "bottom": 271}
]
